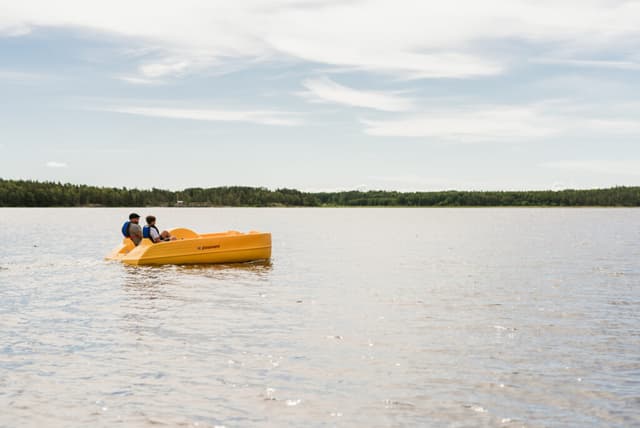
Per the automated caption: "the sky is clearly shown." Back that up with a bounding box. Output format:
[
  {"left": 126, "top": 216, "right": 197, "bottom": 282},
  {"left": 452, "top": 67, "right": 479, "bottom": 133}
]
[{"left": 1, "top": 0, "right": 639, "bottom": 191}]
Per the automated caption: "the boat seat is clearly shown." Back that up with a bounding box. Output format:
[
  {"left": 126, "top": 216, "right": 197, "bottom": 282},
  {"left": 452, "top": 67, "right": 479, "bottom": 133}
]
[{"left": 168, "top": 228, "right": 199, "bottom": 239}]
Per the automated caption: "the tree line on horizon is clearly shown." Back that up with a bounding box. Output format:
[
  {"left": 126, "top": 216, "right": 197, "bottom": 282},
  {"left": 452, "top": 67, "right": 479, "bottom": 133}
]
[{"left": 1, "top": 178, "right": 640, "bottom": 207}]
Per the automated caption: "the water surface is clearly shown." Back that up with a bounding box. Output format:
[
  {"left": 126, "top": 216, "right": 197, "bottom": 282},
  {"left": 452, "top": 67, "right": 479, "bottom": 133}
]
[{"left": 1, "top": 208, "right": 639, "bottom": 427}]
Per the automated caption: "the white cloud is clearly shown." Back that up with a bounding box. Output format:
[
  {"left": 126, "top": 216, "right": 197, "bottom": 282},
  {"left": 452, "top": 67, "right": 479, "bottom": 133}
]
[
  {"left": 541, "top": 160, "right": 640, "bottom": 176},
  {"left": 361, "top": 106, "right": 559, "bottom": 141},
  {"left": 532, "top": 58, "right": 640, "bottom": 71},
  {"left": 2, "top": 0, "right": 640, "bottom": 79},
  {"left": 139, "top": 61, "right": 189, "bottom": 78},
  {"left": 46, "top": 161, "right": 68, "bottom": 168},
  {"left": 360, "top": 99, "right": 640, "bottom": 141},
  {"left": 103, "top": 105, "right": 302, "bottom": 126},
  {"left": 117, "top": 75, "right": 165, "bottom": 85},
  {"left": 273, "top": 38, "right": 502, "bottom": 78},
  {"left": 300, "top": 77, "right": 414, "bottom": 111},
  {"left": 0, "top": 22, "right": 30, "bottom": 36},
  {"left": 586, "top": 119, "right": 640, "bottom": 135}
]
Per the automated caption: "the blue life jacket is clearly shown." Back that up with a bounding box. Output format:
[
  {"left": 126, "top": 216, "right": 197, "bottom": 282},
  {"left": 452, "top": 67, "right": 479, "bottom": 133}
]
[
  {"left": 143, "top": 225, "right": 160, "bottom": 242},
  {"left": 121, "top": 221, "right": 131, "bottom": 237}
]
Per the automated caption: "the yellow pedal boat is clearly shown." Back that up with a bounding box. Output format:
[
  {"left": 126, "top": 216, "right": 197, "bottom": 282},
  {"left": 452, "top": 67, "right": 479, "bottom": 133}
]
[{"left": 106, "top": 228, "right": 271, "bottom": 266}]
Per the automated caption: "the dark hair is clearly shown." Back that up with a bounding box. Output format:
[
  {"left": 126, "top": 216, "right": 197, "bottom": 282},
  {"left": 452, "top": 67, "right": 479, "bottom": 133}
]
[
  {"left": 129, "top": 213, "right": 140, "bottom": 219},
  {"left": 146, "top": 215, "right": 156, "bottom": 224}
]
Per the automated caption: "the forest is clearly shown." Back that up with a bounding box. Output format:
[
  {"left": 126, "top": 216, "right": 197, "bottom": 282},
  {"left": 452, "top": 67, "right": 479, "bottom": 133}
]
[{"left": 1, "top": 178, "right": 640, "bottom": 207}]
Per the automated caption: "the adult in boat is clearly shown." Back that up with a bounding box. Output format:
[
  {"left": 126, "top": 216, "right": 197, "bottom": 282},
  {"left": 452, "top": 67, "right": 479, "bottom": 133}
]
[
  {"left": 143, "top": 215, "right": 176, "bottom": 243},
  {"left": 121, "top": 213, "right": 143, "bottom": 246}
]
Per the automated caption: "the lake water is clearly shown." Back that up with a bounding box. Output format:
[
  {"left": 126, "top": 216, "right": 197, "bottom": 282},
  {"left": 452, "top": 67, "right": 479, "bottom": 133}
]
[{"left": 0, "top": 208, "right": 639, "bottom": 427}]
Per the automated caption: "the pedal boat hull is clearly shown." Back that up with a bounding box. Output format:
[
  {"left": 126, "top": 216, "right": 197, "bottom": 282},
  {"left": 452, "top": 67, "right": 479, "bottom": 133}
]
[{"left": 106, "top": 228, "right": 271, "bottom": 266}]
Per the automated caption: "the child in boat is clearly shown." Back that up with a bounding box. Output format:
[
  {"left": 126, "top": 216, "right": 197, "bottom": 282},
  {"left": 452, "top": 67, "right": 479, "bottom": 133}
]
[{"left": 144, "top": 215, "right": 177, "bottom": 243}]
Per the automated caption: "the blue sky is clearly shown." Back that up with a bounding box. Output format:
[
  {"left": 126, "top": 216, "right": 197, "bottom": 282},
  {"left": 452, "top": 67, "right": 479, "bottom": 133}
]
[{"left": 1, "top": 0, "right": 639, "bottom": 191}]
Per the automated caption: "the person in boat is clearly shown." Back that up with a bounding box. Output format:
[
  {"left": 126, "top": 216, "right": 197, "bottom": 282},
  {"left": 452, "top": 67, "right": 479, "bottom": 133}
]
[
  {"left": 143, "top": 215, "right": 176, "bottom": 243},
  {"left": 121, "top": 213, "right": 143, "bottom": 246}
]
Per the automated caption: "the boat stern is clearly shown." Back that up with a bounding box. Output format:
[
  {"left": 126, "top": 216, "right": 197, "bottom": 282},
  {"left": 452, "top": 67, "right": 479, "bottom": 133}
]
[{"left": 105, "top": 238, "right": 135, "bottom": 261}]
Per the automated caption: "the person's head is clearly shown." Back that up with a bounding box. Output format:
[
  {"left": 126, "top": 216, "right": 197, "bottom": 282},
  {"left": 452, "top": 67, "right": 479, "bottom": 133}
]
[
  {"left": 145, "top": 215, "right": 156, "bottom": 225},
  {"left": 129, "top": 213, "right": 140, "bottom": 223}
]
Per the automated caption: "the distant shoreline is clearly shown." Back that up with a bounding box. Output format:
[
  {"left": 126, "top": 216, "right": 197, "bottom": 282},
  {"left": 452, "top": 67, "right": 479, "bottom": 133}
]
[
  {"left": 2, "top": 205, "right": 636, "bottom": 209},
  {"left": 1, "top": 178, "right": 639, "bottom": 207}
]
